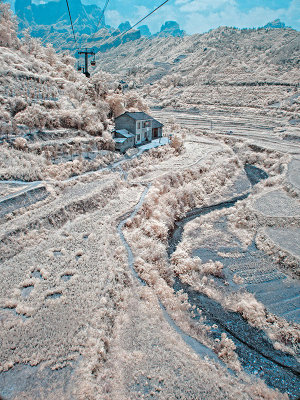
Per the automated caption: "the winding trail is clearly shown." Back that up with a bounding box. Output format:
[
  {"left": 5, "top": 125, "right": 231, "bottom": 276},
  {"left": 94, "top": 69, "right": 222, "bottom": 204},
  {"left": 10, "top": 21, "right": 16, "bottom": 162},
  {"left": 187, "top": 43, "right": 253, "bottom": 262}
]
[
  {"left": 0, "top": 138, "right": 168, "bottom": 213},
  {"left": 117, "top": 185, "right": 223, "bottom": 365},
  {"left": 0, "top": 181, "right": 42, "bottom": 203}
]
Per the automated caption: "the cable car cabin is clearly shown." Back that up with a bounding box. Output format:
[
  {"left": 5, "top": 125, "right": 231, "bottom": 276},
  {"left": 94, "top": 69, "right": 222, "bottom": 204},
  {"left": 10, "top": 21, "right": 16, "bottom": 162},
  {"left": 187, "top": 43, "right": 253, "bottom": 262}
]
[
  {"left": 77, "top": 66, "right": 82, "bottom": 71},
  {"left": 91, "top": 52, "right": 96, "bottom": 66}
]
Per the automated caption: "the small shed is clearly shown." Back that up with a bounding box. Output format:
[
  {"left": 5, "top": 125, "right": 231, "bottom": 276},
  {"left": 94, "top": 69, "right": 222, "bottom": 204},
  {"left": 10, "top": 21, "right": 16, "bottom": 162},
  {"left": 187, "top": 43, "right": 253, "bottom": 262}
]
[{"left": 113, "top": 129, "right": 135, "bottom": 153}]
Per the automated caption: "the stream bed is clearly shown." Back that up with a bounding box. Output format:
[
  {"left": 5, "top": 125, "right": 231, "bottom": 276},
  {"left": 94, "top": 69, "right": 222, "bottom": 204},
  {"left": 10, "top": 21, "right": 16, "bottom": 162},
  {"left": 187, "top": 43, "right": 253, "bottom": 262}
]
[{"left": 168, "top": 165, "right": 300, "bottom": 399}]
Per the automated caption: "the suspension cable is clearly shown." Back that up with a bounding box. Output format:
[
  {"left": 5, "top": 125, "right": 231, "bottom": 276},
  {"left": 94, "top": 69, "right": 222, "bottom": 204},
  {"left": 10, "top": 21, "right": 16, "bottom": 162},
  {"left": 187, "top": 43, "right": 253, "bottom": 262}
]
[
  {"left": 65, "top": 0, "right": 79, "bottom": 49},
  {"left": 96, "top": 0, "right": 110, "bottom": 30},
  {"left": 120, "top": 0, "right": 170, "bottom": 37},
  {"left": 90, "top": 0, "right": 170, "bottom": 51},
  {"left": 80, "top": 0, "right": 111, "bottom": 49}
]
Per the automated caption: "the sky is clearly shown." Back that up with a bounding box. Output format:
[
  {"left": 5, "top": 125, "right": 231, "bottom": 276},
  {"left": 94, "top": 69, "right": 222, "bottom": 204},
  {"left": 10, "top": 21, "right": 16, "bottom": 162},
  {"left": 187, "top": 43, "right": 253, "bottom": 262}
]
[
  {"left": 82, "top": 0, "right": 300, "bottom": 33},
  {"left": 8, "top": 0, "right": 300, "bottom": 34}
]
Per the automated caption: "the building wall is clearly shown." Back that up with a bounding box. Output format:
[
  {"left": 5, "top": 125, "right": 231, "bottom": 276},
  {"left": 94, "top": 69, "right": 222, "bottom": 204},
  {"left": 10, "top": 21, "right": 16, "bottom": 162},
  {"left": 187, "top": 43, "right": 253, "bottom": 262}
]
[
  {"left": 115, "top": 115, "right": 136, "bottom": 135},
  {"left": 135, "top": 120, "right": 152, "bottom": 144},
  {"left": 115, "top": 115, "right": 163, "bottom": 146},
  {"left": 115, "top": 137, "right": 134, "bottom": 153}
]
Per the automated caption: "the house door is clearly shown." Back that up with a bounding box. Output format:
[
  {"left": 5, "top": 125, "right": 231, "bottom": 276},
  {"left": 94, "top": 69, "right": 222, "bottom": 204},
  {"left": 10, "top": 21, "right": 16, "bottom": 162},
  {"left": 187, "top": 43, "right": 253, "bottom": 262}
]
[{"left": 153, "top": 128, "right": 158, "bottom": 138}]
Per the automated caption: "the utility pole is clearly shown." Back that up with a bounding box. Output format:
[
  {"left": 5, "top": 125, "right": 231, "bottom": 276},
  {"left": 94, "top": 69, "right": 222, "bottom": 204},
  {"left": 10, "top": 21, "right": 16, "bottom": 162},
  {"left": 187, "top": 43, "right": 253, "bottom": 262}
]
[{"left": 78, "top": 49, "right": 95, "bottom": 78}]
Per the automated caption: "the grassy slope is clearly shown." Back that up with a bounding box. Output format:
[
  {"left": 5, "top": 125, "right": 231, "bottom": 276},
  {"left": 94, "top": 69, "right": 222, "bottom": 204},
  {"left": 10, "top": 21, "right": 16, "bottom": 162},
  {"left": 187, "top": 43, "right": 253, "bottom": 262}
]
[{"left": 94, "top": 27, "right": 300, "bottom": 116}]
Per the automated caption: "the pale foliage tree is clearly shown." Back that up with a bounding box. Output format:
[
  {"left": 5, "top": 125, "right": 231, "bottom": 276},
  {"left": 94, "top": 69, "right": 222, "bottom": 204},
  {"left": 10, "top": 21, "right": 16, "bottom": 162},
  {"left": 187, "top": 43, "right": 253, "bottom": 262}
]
[
  {"left": 44, "top": 43, "right": 57, "bottom": 66},
  {"left": 20, "top": 28, "right": 41, "bottom": 57},
  {"left": 0, "top": 0, "right": 19, "bottom": 48},
  {"left": 107, "top": 94, "right": 125, "bottom": 117}
]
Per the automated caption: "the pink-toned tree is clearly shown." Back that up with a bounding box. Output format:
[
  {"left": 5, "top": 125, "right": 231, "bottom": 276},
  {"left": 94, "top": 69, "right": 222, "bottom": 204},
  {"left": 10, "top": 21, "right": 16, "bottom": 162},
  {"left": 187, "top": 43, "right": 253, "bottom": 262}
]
[{"left": 0, "top": 0, "right": 19, "bottom": 48}]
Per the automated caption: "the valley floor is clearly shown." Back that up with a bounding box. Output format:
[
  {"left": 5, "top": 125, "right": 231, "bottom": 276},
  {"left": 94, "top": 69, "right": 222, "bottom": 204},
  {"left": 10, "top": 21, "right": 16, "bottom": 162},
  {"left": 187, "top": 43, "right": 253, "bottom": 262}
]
[{"left": 0, "top": 110, "right": 299, "bottom": 399}]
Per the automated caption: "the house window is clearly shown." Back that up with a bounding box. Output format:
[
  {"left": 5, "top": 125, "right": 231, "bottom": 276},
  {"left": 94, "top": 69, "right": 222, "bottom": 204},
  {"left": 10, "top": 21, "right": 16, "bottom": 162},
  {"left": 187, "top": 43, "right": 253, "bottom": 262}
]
[
  {"left": 142, "top": 121, "right": 150, "bottom": 128},
  {"left": 137, "top": 122, "right": 141, "bottom": 129},
  {"left": 137, "top": 134, "right": 141, "bottom": 142}
]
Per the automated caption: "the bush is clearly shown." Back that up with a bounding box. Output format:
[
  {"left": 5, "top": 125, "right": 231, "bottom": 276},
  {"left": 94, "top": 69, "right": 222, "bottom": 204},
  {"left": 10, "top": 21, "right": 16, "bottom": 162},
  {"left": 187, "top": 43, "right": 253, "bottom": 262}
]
[
  {"left": 170, "top": 135, "right": 184, "bottom": 154},
  {"left": 14, "top": 137, "right": 27, "bottom": 150}
]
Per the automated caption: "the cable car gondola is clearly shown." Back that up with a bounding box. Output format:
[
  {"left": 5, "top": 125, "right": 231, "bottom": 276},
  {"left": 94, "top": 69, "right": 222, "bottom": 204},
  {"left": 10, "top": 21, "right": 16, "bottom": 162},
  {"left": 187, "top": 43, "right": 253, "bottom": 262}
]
[
  {"left": 72, "top": 1, "right": 169, "bottom": 78},
  {"left": 91, "top": 52, "right": 96, "bottom": 66}
]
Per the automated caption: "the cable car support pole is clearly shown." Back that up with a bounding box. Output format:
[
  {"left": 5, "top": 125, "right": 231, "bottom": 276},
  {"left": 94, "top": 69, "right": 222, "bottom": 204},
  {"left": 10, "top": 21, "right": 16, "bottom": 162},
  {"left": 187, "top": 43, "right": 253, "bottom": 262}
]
[{"left": 78, "top": 49, "right": 95, "bottom": 78}]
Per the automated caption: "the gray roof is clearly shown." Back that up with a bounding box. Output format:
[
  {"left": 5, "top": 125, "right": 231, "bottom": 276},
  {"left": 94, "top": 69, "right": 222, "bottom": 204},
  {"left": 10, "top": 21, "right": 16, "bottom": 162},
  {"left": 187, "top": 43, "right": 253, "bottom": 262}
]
[
  {"left": 115, "top": 129, "right": 135, "bottom": 138},
  {"left": 114, "top": 137, "right": 127, "bottom": 143},
  {"left": 116, "top": 111, "right": 164, "bottom": 127},
  {"left": 116, "top": 111, "right": 152, "bottom": 121},
  {"left": 151, "top": 118, "right": 164, "bottom": 128}
]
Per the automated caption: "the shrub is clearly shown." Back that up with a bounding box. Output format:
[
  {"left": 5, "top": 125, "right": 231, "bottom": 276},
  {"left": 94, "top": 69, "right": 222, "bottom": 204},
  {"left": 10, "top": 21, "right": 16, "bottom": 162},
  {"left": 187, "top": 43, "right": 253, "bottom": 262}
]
[
  {"left": 14, "top": 137, "right": 27, "bottom": 150},
  {"left": 170, "top": 135, "right": 184, "bottom": 154}
]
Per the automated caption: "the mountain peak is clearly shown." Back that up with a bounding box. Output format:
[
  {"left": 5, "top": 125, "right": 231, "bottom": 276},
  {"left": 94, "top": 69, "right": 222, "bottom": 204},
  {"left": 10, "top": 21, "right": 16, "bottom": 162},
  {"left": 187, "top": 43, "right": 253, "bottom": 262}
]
[
  {"left": 263, "top": 19, "right": 286, "bottom": 29},
  {"left": 155, "top": 21, "right": 185, "bottom": 38},
  {"left": 118, "top": 21, "right": 131, "bottom": 33},
  {"left": 138, "top": 25, "right": 151, "bottom": 37}
]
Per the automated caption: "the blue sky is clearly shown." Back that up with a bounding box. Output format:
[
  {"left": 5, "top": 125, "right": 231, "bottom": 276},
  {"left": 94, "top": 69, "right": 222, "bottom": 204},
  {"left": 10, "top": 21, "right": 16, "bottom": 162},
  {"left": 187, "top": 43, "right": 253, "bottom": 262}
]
[
  {"left": 9, "top": 0, "right": 300, "bottom": 33},
  {"left": 84, "top": 0, "right": 300, "bottom": 33}
]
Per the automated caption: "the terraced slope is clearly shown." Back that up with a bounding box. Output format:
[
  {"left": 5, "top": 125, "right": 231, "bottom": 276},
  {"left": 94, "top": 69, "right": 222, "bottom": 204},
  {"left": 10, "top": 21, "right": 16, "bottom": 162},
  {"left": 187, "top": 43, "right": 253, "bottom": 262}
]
[{"left": 95, "top": 26, "right": 300, "bottom": 118}]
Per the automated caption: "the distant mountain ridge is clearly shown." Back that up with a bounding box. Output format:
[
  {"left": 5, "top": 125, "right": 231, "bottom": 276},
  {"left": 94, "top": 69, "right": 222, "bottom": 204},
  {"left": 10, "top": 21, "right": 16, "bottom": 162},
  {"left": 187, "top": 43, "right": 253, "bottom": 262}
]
[
  {"left": 15, "top": 0, "right": 105, "bottom": 35},
  {"left": 13, "top": 0, "right": 291, "bottom": 56},
  {"left": 14, "top": 0, "right": 185, "bottom": 52}
]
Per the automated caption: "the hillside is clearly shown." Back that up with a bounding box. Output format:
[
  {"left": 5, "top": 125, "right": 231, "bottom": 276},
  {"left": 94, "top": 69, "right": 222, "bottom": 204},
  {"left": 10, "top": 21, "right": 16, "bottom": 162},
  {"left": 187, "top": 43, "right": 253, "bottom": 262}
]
[
  {"left": 94, "top": 26, "right": 300, "bottom": 118},
  {"left": 0, "top": 1, "right": 149, "bottom": 181},
  {"left": 1, "top": 3, "right": 300, "bottom": 400}
]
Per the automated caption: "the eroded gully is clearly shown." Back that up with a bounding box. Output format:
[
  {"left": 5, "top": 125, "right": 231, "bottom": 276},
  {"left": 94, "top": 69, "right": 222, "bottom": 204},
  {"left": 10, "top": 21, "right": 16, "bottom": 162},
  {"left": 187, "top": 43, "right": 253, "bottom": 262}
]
[{"left": 118, "top": 165, "right": 300, "bottom": 399}]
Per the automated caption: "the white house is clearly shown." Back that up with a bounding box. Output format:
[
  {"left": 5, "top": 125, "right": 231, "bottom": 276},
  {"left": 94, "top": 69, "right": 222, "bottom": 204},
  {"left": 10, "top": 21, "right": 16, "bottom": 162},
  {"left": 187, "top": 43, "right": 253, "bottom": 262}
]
[{"left": 113, "top": 112, "right": 163, "bottom": 149}]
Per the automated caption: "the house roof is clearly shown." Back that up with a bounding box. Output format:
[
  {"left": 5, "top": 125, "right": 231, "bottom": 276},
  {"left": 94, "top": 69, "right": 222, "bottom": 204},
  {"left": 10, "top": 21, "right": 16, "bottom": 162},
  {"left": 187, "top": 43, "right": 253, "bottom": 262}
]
[
  {"left": 116, "top": 111, "right": 164, "bottom": 127},
  {"left": 116, "top": 111, "right": 152, "bottom": 121},
  {"left": 114, "top": 138, "right": 127, "bottom": 143},
  {"left": 115, "top": 129, "right": 135, "bottom": 138},
  {"left": 151, "top": 118, "right": 164, "bottom": 128}
]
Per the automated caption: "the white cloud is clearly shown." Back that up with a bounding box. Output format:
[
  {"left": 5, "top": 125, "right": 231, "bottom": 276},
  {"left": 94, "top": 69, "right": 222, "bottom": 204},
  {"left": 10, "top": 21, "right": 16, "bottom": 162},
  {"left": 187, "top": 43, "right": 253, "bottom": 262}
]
[
  {"left": 106, "top": 9, "right": 123, "bottom": 28},
  {"left": 134, "top": 5, "right": 151, "bottom": 19},
  {"left": 284, "top": 0, "right": 300, "bottom": 27},
  {"left": 142, "top": 4, "right": 178, "bottom": 33},
  {"left": 172, "top": 0, "right": 300, "bottom": 33},
  {"left": 175, "top": 0, "right": 237, "bottom": 13},
  {"left": 114, "top": 4, "right": 179, "bottom": 34},
  {"left": 183, "top": 6, "right": 284, "bottom": 34},
  {"left": 105, "top": 5, "right": 172, "bottom": 33}
]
